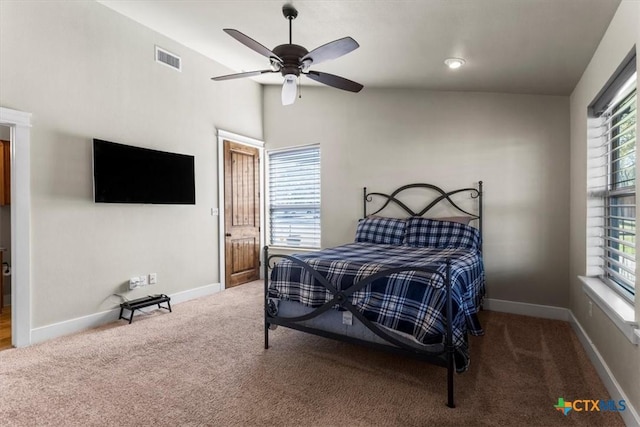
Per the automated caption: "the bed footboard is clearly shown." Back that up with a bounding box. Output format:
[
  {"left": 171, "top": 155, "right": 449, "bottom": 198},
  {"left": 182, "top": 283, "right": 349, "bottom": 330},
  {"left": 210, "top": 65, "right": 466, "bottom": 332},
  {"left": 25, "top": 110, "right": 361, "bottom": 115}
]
[{"left": 263, "top": 245, "right": 457, "bottom": 408}]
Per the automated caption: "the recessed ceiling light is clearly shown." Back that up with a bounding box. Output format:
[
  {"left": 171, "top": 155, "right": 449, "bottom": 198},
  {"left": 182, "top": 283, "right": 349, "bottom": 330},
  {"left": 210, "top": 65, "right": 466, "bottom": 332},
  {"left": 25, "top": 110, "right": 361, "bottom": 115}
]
[{"left": 444, "top": 58, "right": 466, "bottom": 69}]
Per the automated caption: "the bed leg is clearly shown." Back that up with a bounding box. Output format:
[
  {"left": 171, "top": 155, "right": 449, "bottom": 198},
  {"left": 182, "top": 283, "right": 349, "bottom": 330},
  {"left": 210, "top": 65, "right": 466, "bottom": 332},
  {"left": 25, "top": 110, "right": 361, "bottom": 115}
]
[
  {"left": 446, "top": 351, "right": 455, "bottom": 408},
  {"left": 445, "top": 259, "right": 455, "bottom": 408},
  {"left": 263, "top": 245, "right": 270, "bottom": 350}
]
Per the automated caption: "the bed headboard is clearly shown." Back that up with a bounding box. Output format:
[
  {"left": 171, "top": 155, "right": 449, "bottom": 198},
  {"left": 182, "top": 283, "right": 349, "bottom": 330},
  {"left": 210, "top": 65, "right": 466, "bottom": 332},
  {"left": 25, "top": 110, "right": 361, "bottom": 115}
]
[{"left": 363, "top": 181, "right": 483, "bottom": 238}]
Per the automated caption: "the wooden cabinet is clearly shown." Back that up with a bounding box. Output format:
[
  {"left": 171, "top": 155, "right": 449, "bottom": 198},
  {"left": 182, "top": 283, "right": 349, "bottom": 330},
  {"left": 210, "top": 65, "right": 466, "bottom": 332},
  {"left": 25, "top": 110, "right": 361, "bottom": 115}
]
[{"left": 0, "top": 140, "right": 9, "bottom": 206}]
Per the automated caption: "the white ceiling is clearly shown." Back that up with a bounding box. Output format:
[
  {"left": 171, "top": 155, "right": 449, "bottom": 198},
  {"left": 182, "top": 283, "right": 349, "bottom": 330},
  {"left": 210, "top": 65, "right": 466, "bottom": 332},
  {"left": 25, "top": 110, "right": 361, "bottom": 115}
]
[{"left": 98, "top": 0, "right": 621, "bottom": 95}]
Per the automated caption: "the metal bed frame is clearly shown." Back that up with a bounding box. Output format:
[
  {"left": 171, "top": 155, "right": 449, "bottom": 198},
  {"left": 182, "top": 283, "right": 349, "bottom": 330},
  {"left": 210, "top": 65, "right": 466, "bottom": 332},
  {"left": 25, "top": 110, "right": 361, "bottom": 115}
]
[{"left": 263, "top": 182, "right": 483, "bottom": 408}]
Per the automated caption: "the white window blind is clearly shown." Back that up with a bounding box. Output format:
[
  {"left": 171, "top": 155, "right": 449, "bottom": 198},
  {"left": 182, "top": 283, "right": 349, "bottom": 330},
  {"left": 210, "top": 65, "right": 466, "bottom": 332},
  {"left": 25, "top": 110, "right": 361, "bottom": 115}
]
[
  {"left": 587, "top": 63, "right": 637, "bottom": 299},
  {"left": 268, "top": 145, "right": 320, "bottom": 248}
]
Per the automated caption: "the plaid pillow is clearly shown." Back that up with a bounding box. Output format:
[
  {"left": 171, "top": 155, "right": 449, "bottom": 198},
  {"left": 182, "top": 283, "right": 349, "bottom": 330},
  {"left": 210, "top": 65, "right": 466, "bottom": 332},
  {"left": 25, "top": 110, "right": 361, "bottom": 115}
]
[
  {"left": 404, "top": 217, "right": 481, "bottom": 250},
  {"left": 355, "top": 217, "right": 406, "bottom": 245}
]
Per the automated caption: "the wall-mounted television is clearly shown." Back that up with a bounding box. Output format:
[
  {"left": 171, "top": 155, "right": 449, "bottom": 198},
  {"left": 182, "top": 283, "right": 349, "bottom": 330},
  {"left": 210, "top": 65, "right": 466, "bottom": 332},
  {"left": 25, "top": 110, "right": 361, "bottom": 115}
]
[{"left": 93, "top": 139, "right": 195, "bottom": 204}]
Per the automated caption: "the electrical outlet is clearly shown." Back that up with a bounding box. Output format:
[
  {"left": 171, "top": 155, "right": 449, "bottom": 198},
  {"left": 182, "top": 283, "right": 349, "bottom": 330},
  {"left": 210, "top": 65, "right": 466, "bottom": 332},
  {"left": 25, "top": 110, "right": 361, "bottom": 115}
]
[
  {"left": 139, "top": 275, "right": 148, "bottom": 286},
  {"left": 129, "top": 277, "right": 141, "bottom": 290},
  {"left": 149, "top": 273, "right": 157, "bottom": 285}
]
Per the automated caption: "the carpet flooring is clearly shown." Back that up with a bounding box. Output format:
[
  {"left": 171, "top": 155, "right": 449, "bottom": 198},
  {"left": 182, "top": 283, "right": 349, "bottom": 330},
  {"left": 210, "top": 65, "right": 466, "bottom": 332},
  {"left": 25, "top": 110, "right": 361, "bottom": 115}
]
[{"left": 0, "top": 281, "right": 625, "bottom": 426}]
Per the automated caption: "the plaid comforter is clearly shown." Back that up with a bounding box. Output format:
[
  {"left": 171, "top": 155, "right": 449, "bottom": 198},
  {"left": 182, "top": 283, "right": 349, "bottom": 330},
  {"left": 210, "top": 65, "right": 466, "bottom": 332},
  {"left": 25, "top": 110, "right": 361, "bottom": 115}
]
[{"left": 268, "top": 243, "right": 485, "bottom": 372}]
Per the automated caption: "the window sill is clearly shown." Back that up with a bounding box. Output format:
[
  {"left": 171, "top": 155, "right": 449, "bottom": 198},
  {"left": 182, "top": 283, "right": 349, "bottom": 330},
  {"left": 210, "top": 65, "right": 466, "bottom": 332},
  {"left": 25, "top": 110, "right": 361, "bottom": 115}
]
[{"left": 579, "top": 276, "right": 638, "bottom": 345}]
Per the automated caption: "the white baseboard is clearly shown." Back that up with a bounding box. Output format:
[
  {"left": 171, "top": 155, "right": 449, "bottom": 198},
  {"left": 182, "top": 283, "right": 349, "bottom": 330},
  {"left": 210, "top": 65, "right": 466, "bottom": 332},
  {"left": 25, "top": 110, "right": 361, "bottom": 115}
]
[
  {"left": 30, "top": 307, "right": 122, "bottom": 345},
  {"left": 485, "top": 298, "right": 638, "bottom": 426},
  {"left": 169, "top": 282, "right": 222, "bottom": 304},
  {"left": 483, "top": 298, "right": 571, "bottom": 321},
  {"left": 570, "top": 312, "right": 640, "bottom": 427},
  {"left": 30, "top": 283, "right": 222, "bottom": 345}
]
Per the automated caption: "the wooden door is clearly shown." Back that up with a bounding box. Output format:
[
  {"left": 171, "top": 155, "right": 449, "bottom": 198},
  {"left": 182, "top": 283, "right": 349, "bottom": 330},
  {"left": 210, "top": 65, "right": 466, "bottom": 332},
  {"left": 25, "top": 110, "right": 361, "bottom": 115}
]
[
  {"left": 0, "top": 140, "right": 9, "bottom": 206},
  {"left": 224, "top": 140, "right": 260, "bottom": 287}
]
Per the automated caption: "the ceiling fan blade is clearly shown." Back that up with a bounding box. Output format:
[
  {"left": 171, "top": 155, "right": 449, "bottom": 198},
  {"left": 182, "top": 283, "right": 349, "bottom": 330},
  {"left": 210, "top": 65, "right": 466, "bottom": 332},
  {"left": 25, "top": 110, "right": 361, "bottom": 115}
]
[
  {"left": 301, "top": 37, "right": 359, "bottom": 67},
  {"left": 223, "top": 29, "right": 283, "bottom": 63},
  {"left": 305, "top": 71, "right": 363, "bottom": 93},
  {"left": 211, "top": 69, "right": 275, "bottom": 81}
]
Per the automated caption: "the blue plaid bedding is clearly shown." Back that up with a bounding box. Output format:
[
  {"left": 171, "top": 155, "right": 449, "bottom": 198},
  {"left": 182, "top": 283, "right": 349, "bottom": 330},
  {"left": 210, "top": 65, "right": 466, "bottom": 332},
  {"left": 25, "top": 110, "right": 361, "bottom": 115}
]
[
  {"left": 355, "top": 216, "right": 406, "bottom": 245},
  {"left": 404, "top": 217, "right": 481, "bottom": 250},
  {"left": 269, "top": 243, "right": 485, "bottom": 372}
]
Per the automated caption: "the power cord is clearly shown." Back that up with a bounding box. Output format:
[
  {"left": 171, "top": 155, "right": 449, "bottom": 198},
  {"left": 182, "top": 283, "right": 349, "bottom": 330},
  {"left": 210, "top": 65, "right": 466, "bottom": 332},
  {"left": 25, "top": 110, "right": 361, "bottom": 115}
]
[{"left": 112, "top": 293, "right": 128, "bottom": 302}]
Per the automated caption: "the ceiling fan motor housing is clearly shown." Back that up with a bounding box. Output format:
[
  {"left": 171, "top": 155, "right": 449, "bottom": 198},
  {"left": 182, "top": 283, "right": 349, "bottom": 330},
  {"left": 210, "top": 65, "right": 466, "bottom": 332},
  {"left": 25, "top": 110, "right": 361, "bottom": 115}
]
[{"left": 272, "top": 44, "right": 309, "bottom": 77}]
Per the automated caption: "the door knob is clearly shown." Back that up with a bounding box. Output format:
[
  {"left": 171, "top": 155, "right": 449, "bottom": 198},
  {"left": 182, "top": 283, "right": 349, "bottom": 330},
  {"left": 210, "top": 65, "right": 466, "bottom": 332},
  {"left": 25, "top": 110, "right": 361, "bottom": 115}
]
[{"left": 225, "top": 233, "right": 231, "bottom": 237}]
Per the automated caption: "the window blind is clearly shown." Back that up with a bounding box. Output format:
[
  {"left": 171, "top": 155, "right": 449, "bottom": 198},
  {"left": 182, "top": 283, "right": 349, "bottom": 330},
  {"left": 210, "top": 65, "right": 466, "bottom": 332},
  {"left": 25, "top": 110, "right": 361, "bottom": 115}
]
[
  {"left": 587, "top": 67, "right": 637, "bottom": 298},
  {"left": 268, "top": 145, "right": 321, "bottom": 248}
]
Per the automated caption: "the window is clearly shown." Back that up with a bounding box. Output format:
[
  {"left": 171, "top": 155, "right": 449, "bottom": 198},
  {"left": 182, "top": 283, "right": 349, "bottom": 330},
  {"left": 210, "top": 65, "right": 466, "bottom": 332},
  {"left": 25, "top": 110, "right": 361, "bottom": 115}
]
[
  {"left": 268, "top": 145, "right": 320, "bottom": 248},
  {"left": 587, "top": 53, "right": 637, "bottom": 301}
]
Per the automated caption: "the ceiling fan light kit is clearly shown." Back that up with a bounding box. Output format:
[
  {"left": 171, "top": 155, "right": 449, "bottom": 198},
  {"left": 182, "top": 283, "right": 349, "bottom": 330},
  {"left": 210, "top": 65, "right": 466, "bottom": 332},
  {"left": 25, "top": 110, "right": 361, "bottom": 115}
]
[
  {"left": 211, "top": 3, "right": 363, "bottom": 106},
  {"left": 282, "top": 74, "right": 298, "bottom": 105}
]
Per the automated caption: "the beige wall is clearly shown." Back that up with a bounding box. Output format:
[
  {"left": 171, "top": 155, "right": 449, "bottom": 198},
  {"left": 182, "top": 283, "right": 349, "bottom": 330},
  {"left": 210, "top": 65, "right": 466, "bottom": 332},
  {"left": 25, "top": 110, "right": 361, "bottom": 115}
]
[
  {"left": 264, "top": 86, "right": 570, "bottom": 307},
  {"left": 569, "top": 0, "right": 640, "bottom": 413},
  {"left": 0, "top": 1, "right": 263, "bottom": 326}
]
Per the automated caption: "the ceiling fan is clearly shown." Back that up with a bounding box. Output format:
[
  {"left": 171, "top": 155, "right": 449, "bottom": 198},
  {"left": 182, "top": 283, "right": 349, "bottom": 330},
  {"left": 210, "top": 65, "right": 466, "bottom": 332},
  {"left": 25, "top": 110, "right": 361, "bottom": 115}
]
[{"left": 211, "top": 3, "right": 363, "bottom": 105}]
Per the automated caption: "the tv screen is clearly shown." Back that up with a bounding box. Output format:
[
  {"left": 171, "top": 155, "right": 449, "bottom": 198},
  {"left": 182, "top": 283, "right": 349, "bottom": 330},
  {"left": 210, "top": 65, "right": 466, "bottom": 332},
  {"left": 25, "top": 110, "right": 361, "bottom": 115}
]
[{"left": 93, "top": 139, "right": 195, "bottom": 204}]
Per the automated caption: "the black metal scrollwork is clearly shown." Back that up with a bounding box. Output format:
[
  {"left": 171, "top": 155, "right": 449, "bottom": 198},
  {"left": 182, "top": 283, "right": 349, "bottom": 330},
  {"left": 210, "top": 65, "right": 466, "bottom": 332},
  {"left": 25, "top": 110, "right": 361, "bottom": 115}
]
[
  {"left": 264, "top": 244, "right": 449, "bottom": 354},
  {"left": 364, "top": 182, "right": 482, "bottom": 219}
]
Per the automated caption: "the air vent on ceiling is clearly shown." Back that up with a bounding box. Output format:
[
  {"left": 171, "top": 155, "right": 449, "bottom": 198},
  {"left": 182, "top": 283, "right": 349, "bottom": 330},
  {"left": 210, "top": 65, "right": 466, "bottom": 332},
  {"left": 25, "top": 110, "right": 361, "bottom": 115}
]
[{"left": 155, "top": 46, "right": 181, "bottom": 72}]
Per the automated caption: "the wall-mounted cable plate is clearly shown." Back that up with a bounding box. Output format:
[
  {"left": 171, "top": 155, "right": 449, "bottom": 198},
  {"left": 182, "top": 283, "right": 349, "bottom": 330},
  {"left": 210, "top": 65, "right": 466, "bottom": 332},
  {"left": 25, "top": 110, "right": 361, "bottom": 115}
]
[{"left": 129, "top": 277, "right": 141, "bottom": 290}]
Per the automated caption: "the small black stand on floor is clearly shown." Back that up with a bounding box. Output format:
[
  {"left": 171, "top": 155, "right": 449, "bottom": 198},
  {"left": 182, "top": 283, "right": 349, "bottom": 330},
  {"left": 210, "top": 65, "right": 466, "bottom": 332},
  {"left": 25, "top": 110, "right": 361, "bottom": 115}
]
[{"left": 119, "top": 294, "right": 172, "bottom": 324}]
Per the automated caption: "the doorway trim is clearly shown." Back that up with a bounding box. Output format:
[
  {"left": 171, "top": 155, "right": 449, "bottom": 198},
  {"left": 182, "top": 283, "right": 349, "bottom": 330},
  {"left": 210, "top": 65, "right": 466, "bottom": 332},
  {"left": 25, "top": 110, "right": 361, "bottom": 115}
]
[
  {"left": 0, "top": 107, "right": 32, "bottom": 347},
  {"left": 216, "top": 129, "right": 264, "bottom": 289}
]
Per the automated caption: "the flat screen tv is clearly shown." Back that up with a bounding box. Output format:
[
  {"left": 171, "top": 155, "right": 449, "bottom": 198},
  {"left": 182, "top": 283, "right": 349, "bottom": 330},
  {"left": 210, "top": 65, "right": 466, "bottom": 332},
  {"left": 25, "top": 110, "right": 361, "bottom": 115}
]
[{"left": 93, "top": 139, "right": 195, "bottom": 204}]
